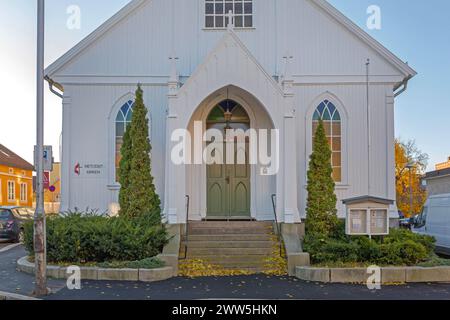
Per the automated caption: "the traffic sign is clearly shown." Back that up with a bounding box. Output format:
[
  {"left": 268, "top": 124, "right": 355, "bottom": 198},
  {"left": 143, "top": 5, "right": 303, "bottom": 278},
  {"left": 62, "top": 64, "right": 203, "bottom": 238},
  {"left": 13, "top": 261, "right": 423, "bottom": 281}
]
[
  {"left": 43, "top": 171, "right": 50, "bottom": 190},
  {"left": 34, "top": 145, "right": 53, "bottom": 172}
]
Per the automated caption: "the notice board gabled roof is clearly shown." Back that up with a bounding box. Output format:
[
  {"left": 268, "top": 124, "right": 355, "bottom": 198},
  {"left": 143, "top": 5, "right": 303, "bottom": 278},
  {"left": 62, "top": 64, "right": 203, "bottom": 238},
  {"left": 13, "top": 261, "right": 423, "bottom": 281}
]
[{"left": 342, "top": 196, "right": 394, "bottom": 206}]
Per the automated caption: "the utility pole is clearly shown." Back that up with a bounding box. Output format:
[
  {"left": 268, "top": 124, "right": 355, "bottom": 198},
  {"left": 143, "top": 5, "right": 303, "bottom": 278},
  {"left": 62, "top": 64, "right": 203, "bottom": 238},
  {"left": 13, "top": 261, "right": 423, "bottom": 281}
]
[
  {"left": 34, "top": 0, "right": 48, "bottom": 297},
  {"left": 406, "top": 162, "right": 414, "bottom": 217},
  {"left": 409, "top": 166, "right": 414, "bottom": 217}
]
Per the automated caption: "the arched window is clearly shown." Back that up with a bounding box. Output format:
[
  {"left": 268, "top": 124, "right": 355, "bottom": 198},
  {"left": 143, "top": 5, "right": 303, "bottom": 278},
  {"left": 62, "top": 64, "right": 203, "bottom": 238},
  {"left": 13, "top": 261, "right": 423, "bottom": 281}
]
[
  {"left": 115, "top": 100, "right": 134, "bottom": 181},
  {"left": 313, "top": 100, "right": 342, "bottom": 182}
]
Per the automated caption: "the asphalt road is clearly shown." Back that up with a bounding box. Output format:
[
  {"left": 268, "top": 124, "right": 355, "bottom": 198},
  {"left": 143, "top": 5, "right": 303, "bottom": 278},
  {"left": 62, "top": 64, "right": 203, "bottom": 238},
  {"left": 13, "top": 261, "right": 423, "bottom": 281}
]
[
  {"left": 46, "top": 276, "right": 450, "bottom": 300},
  {"left": 0, "top": 241, "right": 15, "bottom": 250},
  {"left": 0, "top": 245, "right": 65, "bottom": 296},
  {"left": 2, "top": 245, "right": 450, "bottom": 300}
]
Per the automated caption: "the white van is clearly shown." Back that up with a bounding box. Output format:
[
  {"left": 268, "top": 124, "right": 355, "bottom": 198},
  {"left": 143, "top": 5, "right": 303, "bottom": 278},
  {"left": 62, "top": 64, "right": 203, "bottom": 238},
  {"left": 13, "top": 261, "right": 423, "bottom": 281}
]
[{"left": 413, "top": 194, "right": 450, "bottom": 255}]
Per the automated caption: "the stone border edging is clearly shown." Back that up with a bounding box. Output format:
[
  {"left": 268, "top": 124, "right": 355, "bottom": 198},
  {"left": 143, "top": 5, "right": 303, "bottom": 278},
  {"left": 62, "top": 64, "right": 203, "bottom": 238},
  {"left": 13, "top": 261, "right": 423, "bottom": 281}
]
[
  {"left": 0, "top": 290, "right": 40, "bottom": 301},
  {"left": 296, "top": 266, "right": 450, "bottom": 284},
  {"left": 17, "top": 256, "right": 174, "bottom": 283}
]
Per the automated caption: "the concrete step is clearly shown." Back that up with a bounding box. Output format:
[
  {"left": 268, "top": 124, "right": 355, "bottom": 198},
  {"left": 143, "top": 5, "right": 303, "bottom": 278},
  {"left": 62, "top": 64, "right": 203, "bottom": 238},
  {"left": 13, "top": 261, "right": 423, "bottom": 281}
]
[
  {"left": 189, "top": 221, "right": 273, "bottom": 228},
  {"left": 181, "top": 241, "right": 274, "bottom": 249},
  {"left": 186, "top": 247, "right": 273, "bottom": 257},
  {"left": 188, "top": 228, "right": 273, "bottom": 235},
  {"left": 185, "top": 234, "right": 274, "bottom": 242},
  {"left": 179, "top": 222, "right": 280, "bottom": 274},
  {"left": 189, "top": 255, "right": 269, "bottom": 264}
]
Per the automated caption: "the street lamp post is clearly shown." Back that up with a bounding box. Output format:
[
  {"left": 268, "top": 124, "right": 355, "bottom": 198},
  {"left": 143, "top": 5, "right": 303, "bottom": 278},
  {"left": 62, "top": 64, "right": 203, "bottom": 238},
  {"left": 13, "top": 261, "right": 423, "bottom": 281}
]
[
  {"left": 406, "top": 163, "right": 414, "bottom": 218},
  {"left": 34, "top": 0, "right": 48, "bottom": 296}
]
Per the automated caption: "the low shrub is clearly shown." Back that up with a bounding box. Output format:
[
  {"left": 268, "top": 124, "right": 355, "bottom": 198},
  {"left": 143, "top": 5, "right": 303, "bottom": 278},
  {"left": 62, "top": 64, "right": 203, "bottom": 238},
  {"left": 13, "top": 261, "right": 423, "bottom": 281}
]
[
  {"left": 303, "top": 224, "right": 436, "bottom": 266},
  {"left": 23, "top": 211, "right": 168, "bottom": 264}
]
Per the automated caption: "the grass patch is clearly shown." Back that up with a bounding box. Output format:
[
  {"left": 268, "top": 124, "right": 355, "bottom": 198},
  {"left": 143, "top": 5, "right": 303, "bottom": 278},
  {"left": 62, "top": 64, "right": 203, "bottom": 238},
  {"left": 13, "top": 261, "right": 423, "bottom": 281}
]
[{"left": 417, "top": 254, "right": 450, "bottom": 268}]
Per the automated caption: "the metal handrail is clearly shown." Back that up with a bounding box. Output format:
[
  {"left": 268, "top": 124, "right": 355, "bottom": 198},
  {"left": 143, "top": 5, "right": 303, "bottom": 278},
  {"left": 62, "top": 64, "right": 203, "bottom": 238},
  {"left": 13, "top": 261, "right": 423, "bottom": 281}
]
[
  {"left": 181, "top": 195, "right": 190, "bottom": 260},
  {"left": 271, "top": 194, "right": 283, "bottom": 257}
]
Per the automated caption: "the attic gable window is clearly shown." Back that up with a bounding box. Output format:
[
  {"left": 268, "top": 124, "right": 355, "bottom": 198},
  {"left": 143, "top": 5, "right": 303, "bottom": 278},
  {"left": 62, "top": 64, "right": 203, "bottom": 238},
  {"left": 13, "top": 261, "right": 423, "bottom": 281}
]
[{"left": 205, "top": 0, "right": 253, "bottom": 29}]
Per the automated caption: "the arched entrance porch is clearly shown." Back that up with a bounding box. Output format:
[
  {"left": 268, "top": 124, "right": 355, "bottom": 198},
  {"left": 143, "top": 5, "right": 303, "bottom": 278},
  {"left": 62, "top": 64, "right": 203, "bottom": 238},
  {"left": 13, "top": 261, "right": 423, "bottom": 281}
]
[{"left": 185, "top": 86, "right": 276, "bottom": 221}]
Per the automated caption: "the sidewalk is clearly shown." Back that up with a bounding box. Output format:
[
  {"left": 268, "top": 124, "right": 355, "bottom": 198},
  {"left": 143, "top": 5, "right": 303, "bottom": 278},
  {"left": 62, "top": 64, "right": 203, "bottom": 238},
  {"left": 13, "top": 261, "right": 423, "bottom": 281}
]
[
  {"left": 0, "top": 245, "right": 65, "bottom": 297},
  {"left": 48, "top": 275, "right": 450, "bottom": 300},
  {"left": 2, "top": 245, "right": 450, "bottom": 300}
]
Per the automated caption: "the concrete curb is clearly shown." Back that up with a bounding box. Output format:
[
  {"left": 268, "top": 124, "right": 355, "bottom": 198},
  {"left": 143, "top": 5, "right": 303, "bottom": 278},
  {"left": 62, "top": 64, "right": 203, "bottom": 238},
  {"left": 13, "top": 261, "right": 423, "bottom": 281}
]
[
  {"left": 0, "top": 291, "right": 40, "bottom": 301},
  {"left": 296, "top": 266, "right": 450, "bottom": 284},
  {"left": 17, "top": 256, "right": 174, "bottom": 283}
]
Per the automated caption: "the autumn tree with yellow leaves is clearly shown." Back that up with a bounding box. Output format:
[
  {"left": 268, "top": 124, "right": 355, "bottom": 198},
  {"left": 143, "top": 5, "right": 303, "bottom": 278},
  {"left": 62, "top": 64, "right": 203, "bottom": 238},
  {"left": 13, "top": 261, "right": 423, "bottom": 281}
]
[{"left": 395, "top": 139, "right": 429, "bottom": 217}]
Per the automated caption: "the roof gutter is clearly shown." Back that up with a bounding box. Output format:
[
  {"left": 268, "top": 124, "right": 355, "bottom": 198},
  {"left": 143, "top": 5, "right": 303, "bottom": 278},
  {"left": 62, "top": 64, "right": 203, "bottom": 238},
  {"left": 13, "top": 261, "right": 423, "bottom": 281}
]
[
  {"left": 394, "top": 74, "right": 412, "bottom": 98},
  {"left": 44, "top": 75, "right": 64, "bottom": 99}
]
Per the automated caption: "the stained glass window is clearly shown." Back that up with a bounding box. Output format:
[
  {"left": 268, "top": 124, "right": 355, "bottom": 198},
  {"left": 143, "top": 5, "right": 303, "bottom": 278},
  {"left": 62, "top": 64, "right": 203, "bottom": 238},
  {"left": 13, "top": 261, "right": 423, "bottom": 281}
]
[
  {"left": 313, "top": 100, "right": 342, "bottom": 182},
  {"left": 115, "top": 100, "right": 134, "bottom": 182}
]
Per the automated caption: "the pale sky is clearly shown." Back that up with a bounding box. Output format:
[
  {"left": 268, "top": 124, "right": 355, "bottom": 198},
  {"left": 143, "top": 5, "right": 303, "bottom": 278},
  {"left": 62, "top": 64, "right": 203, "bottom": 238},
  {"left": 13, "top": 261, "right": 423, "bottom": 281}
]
[{"left": 0, "top": 0, "right": 449, "bottom": 171}]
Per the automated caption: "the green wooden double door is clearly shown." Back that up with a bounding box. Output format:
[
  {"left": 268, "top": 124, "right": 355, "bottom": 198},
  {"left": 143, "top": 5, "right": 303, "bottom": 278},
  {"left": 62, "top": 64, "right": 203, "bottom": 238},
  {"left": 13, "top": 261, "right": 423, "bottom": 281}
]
[{"left": 207, "top": 143, "right": 251, "bottom": 219}]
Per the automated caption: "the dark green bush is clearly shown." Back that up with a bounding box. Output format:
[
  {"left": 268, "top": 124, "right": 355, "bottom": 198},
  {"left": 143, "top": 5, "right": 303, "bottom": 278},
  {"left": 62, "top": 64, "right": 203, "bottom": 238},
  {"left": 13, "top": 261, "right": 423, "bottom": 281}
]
[
  {"left": 303, "top": 224, "right": 436, "bottom": 266},
  {"left": 23, "top": 212, "right": 168, "bottom": 264}
]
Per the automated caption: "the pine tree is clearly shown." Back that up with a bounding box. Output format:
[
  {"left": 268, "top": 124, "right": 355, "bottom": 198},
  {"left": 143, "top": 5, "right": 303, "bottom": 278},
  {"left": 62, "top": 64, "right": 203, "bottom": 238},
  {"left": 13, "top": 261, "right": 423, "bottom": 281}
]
[
  {"left": 125, "top": 84, "right": 161, "bottom": 220},
  {"left": 306, "top": 120, "right": 339, "bottom": 237},
  {"left": 118, "top": 125, "right": 132, "bottom": 215}
]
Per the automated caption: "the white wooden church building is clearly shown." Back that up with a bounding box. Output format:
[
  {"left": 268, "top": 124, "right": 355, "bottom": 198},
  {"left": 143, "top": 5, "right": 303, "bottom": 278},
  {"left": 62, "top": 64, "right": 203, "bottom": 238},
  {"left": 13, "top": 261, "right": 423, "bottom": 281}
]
[{"left": 45, "top": 0, "right": 416, "bottom": 225}]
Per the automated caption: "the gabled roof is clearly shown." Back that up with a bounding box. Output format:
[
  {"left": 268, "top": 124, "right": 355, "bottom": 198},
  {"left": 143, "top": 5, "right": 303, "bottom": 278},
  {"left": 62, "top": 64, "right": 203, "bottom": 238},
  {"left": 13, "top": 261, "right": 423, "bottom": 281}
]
[
  {"left": 311, "top": 0, "right": 416, "bottom": 78},
  {"left": 342, "top": 196, "right": 395, "bottom": 206},
  {"left": 45, "top": 0, "right": 148, "bottom": 77},
  {"left": 0, "top": 144, "right": 34, "bottom": 171},
  {"left": 178, "top": 29, "right": 285, "bottom": 97},
  {"left": 45, "top": 0, "right": 416, "bottom": 80},
  {"left": 425, "top": 167, "right": 450, "bottom": 180}
]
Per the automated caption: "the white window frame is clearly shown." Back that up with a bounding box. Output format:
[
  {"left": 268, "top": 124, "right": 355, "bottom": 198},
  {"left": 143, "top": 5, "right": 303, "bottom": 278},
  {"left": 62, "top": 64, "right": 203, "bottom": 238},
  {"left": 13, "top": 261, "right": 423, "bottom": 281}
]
[
  {"left": 20, "top": 183, "right": 27, "bottom": 203},
  {"left": 306, "top": 93, "right": 349, "bottom": 188},
  {"left": 7, "top": 181, "right": 15, "bottom": 202},
  {"left": 204, "top": 0, "right": 254, "bottom": 30}
]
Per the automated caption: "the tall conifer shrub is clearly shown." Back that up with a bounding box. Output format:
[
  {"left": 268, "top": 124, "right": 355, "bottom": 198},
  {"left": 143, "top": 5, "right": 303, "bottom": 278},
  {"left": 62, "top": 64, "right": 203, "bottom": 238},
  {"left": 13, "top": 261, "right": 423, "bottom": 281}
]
[
  {"left": 306, "top": 120, "right": 339, "bottom": 237},
  {"left": 120, "top": 84, "right": 161, "bottom": 221}
]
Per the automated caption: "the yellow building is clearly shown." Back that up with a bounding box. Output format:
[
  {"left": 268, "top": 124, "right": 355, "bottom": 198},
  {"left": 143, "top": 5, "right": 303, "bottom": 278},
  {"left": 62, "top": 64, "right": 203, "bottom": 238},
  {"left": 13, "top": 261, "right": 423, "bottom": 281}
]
[
  {"left": 44, "top": 162, "right": 61, "bottom": 213},
  {"left": 436, "top": 156, "right": 450, "bottom": 171},
  {"left": 0, "top": 144, "right": 34, "bottom": 208}
]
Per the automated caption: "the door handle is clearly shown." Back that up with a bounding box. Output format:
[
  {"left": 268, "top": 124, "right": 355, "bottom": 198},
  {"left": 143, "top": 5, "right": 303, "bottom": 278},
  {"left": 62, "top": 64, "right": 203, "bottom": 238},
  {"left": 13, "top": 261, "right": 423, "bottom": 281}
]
[{"left": 226, "top": 176, "right": 230, "bottom": 184}]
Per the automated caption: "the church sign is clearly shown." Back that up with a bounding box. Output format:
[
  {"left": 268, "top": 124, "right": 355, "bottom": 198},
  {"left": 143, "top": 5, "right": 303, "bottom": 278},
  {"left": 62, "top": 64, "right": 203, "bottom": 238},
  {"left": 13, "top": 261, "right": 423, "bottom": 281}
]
[
  {"left": 74, "top": 162, "right": 105, "bottom": 177},
  {"left": 343, "top": 196, "right": 393, "bottom": 237}
]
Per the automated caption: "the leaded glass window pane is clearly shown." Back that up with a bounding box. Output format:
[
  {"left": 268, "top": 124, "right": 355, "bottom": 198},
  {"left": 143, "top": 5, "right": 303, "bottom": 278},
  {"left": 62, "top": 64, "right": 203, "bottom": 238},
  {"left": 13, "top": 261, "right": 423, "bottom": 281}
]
[
  {"left": 115, "top": 100, "right": 134, "bottom": 182},
  {"left": 312, "top": 100, "right": 342, "bottom": 182}
]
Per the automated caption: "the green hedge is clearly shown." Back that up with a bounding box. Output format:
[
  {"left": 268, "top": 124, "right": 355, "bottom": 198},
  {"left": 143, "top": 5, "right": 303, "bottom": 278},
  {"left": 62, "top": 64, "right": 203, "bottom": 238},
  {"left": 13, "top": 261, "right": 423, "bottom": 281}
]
[
  {"left": 303, "top": 222, "right": 436, "bottom": 266},
  {"left": 23, "top": 212, "right": 168, "bottom": 264}
]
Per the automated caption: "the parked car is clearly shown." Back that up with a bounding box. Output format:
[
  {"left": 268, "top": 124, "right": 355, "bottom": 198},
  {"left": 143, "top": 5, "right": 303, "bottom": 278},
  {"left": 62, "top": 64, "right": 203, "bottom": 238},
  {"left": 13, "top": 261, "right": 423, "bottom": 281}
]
[
  {"left": 399, "top": 217, "right": 413, "bottom": 229},
  {"left": 412, "top": 194, "right": 450, "bottom": 255},
  {"left": 0, "top": 207, "right": 34, "bottom": 243}
]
